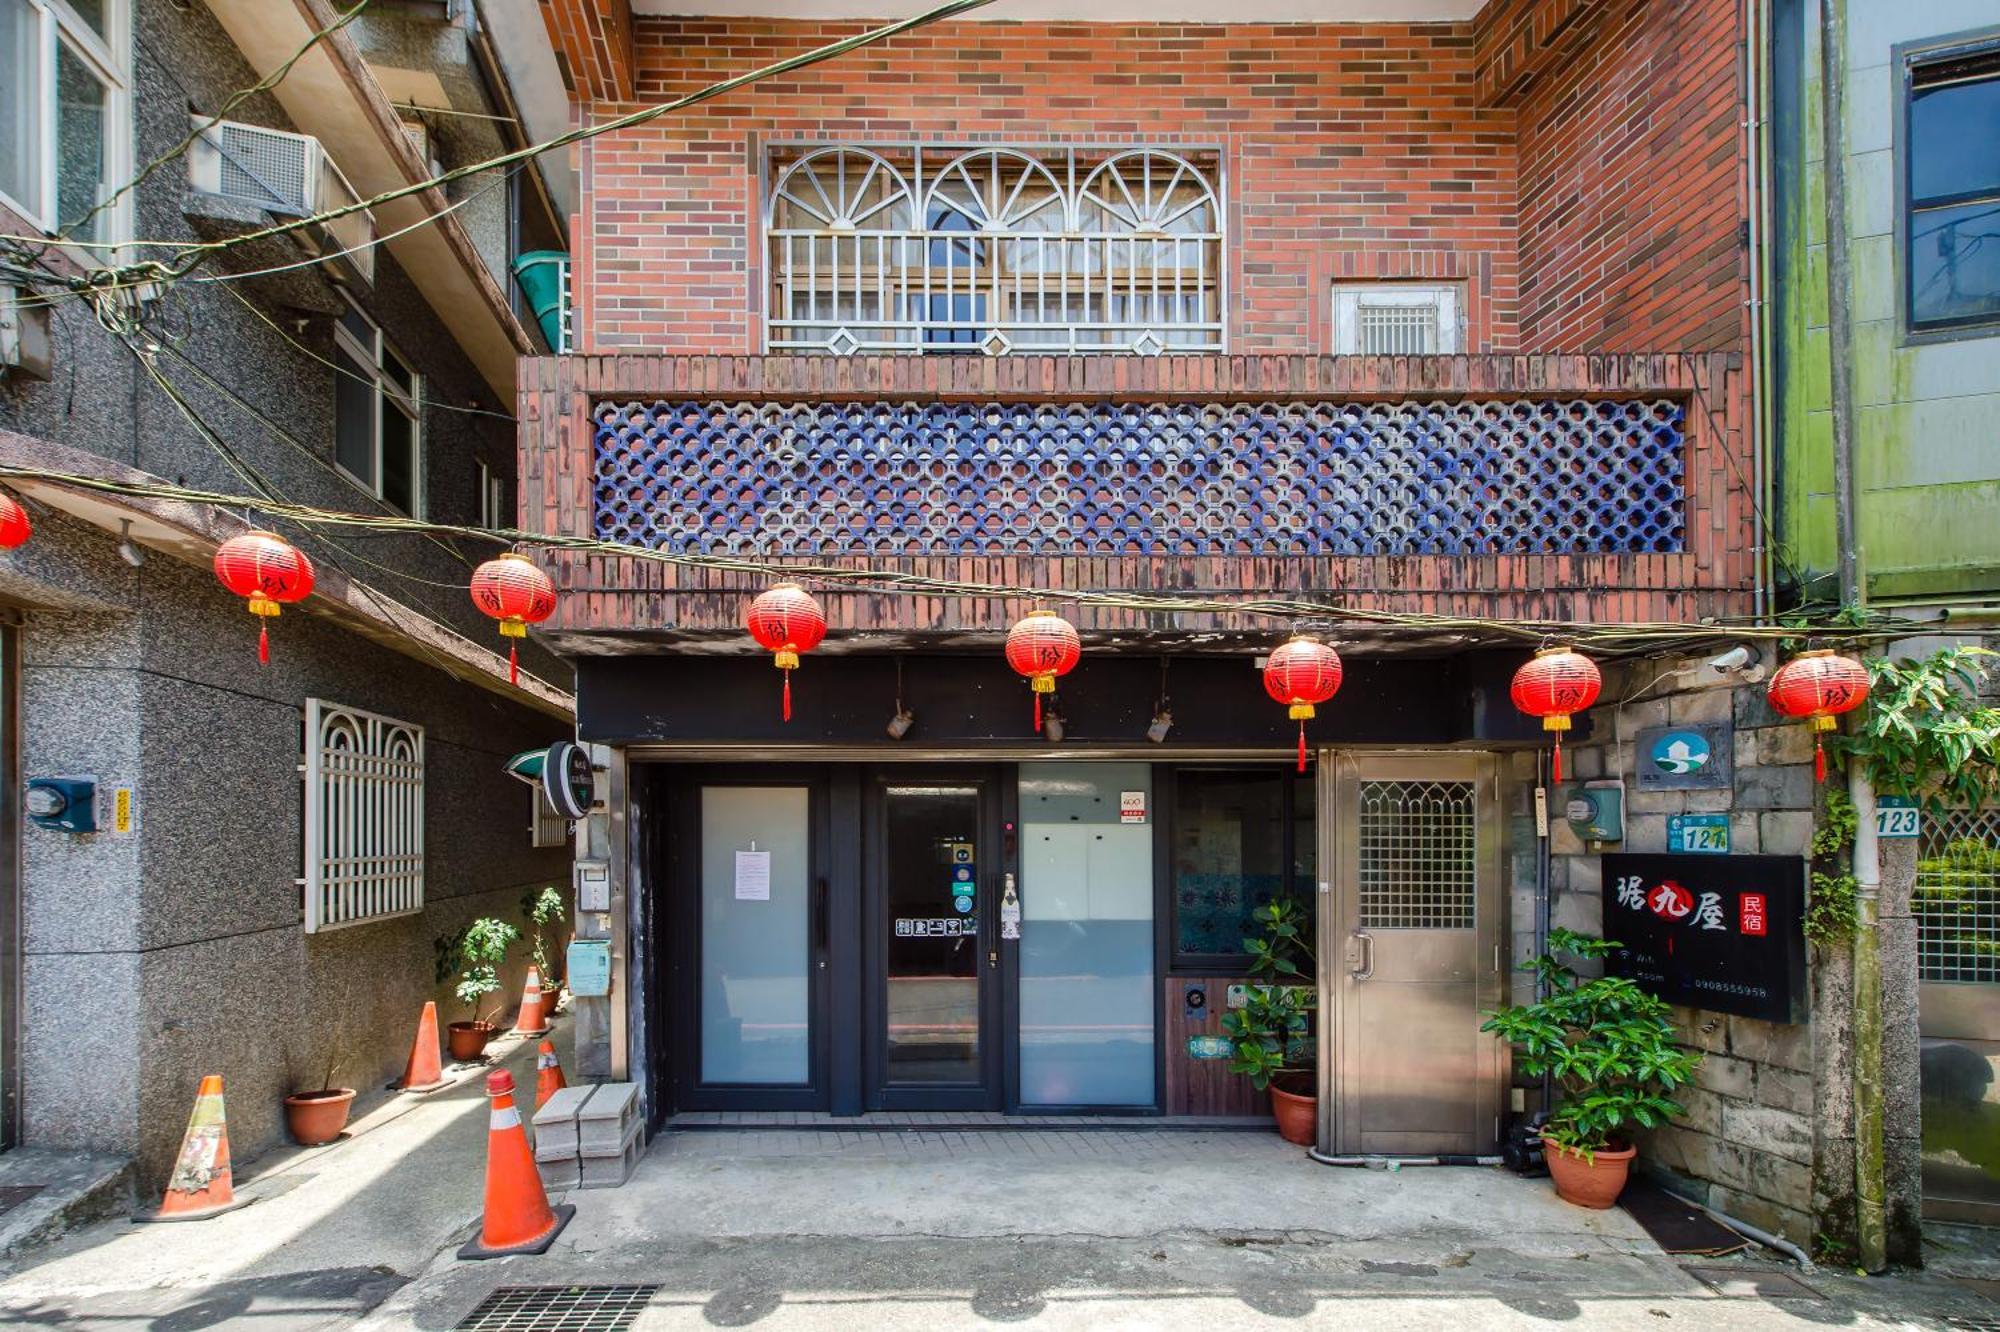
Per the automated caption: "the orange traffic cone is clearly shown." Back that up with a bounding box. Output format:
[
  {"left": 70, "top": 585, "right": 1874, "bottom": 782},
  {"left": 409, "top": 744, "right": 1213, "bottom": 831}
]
[
  {"left": 458, "top": 1069, "right": 574, "bottom": 1259},
  {"left": 136, "top": 1075, "right": 248, "bottom": 1222},
  {"left": 535, "top": 1039, "right": 567, "bottom": 1109},
  {"left": 395, "top": 1001, "right": 449, "bottom": 1094},
  {"left": 512, "top": 966, "right": 550, "bottom": 1037}
]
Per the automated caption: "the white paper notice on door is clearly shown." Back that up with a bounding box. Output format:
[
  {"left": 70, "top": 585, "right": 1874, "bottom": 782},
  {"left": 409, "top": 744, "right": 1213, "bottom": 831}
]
[{"left": 733, "top": 849, "right": 772, "bottom": 901}]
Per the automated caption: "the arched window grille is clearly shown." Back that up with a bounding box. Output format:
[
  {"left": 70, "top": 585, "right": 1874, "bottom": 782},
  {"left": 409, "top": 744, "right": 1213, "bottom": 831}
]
[{"left": 766, "top": 145, "right": 1224, "bottom": 355}]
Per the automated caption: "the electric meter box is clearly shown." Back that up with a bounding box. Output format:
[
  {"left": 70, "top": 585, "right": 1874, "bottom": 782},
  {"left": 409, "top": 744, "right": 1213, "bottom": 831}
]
[{"left": 1564, "top": 780, "right": 1624, "bottom": 843}]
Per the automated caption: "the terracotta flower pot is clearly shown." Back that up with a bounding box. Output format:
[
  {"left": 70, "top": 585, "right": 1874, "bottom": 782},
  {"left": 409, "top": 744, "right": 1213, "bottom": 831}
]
[
  {"left": 1542, "top": 1136, "right": 1636, "bottom": 1209},
  {"left": 447, "top": 1020, "right": 496, "bottom": 1063},
  {"left": 284, "top": 1087, "right": 356, "bottom": 1146},
  {"left": 1269, "top": 1085, "right": 1318, "bottom": 1146}
]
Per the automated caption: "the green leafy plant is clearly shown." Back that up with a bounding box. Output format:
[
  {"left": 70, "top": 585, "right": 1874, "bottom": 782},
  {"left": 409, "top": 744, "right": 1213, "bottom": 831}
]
[
  {"left": 1481, "top": 928, "right": 1701, "bottom": 1159},
  {"left": 520, "top": 884, "right": 566, "bottom": 988},
  {"left": 1224, "top": 897, "right": 1317, "bottom": 1094},
  {"left": 437, "top": 917, "right": 522, "bottom": 1025},
  {"left": 1825, "top": 646, "right": 2000, "bottom": 813},
  {"left": 1806, "top": 787, "right": 1860, "bottom": 946}
]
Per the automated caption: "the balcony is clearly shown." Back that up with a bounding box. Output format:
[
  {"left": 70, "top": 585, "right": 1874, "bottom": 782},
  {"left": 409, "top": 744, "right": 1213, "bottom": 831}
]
[{"left": 521, "top": 353, "right": 1753, "bottom": 647}]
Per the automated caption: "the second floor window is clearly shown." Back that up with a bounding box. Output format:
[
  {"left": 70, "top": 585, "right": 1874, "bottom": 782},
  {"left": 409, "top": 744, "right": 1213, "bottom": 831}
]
[
  {"left": 1907, "top": 41, "right": 2000, "bottom": 333},
  {"left": 334, "top": 305, "right": 422, "bottom": 516},
  {"left": 0, "top": 0, "right": 129, "bottom": 247},
  {"left": 766, "top": 145, "right": 1223, "bottom": 356}
]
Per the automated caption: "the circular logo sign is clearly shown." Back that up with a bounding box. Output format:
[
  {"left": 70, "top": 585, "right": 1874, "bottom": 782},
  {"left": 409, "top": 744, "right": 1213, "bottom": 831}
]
[
  {"left": 1649, "top": 729, "right": 1713, "bottom": 776},
  {"left": 953, "top": 895, "right": 974, "bottom": 914}
]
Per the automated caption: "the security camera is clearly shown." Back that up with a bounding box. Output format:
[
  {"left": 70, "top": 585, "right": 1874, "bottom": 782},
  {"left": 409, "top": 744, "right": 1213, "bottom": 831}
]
[{"left": 1707, "top": 646, "right": 1763, "bottom": 680}]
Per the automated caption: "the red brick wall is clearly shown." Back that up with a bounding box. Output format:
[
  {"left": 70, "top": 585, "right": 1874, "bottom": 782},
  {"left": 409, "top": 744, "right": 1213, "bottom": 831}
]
[
  {"left": 575, "top": 18, "right": 1521, "bottom": 354},
  {"left": 1510, "top": 0, "right": 1747, "bottom": 351}
]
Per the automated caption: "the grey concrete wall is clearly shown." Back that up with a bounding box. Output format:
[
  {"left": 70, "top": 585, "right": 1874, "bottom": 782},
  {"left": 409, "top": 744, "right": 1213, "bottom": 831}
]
[{"left": 0, "top": 1, "right": 574, "bottom": 1187}]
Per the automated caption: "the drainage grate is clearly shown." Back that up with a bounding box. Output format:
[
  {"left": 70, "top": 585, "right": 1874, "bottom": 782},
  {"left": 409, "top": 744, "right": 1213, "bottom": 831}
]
[
  {"left": 456, "top": 1286, "right": 659, "bottom": 1332},
  {"left": 0, "top": 1185, "right": 44, "bottom": 1218},
  {"left": 1945, "top": 1318, "right": 2000, "bottom": 1332}
]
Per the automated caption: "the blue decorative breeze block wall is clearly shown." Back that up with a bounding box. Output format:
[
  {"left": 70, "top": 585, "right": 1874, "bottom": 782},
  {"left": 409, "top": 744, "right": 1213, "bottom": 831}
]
[{"left": 592, "top": 399, "right": 1686, "bottom": 556}]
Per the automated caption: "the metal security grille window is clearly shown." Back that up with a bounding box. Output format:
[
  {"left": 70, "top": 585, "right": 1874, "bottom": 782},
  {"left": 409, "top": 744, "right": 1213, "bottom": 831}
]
[
  {"left": 530, "top": 788, "right": 568, "bottom": 849},
  {"left": 302, "top": 699, "right": 425, "bottom": 933},
  {"left": 0, "top": 0, "right": 131, "bottom": 246},
  {"left": 1356, "top": 780, "right": 1476, "bottom": 929},
  {"left": 1331, "top": 285, "right": 1461, "bottom": 355},
  {"left": 333, "top": 303, "right": 423, "bottom": 516},
  {"left": 765, "top": 145, "right": 1224, "bottom": 355},
  {"left": 1905, "top": 42, "right": 2000, "bottom": 332},
  {"left": 1916, "top": 811, "right": 2000, "bottom": 984}
]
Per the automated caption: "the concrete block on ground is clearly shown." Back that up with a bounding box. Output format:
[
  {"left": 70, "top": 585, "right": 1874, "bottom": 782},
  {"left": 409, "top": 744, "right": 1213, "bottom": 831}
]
[
  {"left": 537, "top": 1155, "right": 580, "bottom": 1193},
  {"left": 533, "top": 1086, "right": 593, "bottom": 1161},
  {"left": 579, "top": 1083, "right": 640, "bottom": 1156},
  {"left": 579, "top": 1120, "right": 644, "bottom": 1190}
]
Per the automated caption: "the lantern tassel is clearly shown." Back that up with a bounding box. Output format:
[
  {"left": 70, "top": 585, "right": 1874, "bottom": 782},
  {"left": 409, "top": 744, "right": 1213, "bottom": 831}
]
[
  {"left": 1033, "top": 691, "right": 1042, "bottom": 733},
  {"left": 1297, "top": 721, "right": 1307, "bottom": 774},
  {"left": 258, "top": 621, "right": 270, "bottom": 665},
  {"left": 1552, "top": 738, "right": 1563, "bottom": 784},
  {"left": 783, "top": 670, "right": 793, "bottom": 723},
  {"left": 508, "top": 641, "right": 520, "bottom": 687},
  {"left": 1815, "top": 736, "right": 1827, "bottom": 784}
]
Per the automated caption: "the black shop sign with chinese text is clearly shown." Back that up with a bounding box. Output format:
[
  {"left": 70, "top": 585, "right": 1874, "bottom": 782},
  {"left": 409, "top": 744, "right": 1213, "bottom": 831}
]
[{"left": 1600, "top": 853, "right": 1807, "bottom": 1024}]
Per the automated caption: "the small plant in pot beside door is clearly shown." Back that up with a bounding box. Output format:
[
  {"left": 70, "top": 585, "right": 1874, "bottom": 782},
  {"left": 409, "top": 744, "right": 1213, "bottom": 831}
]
[
  {"left": 1481, "top": 928, "right": 1702, "bottom": 1208},
  {"left": 1223, "top": 897, "right": 1318, "bottom": 1146},
  {"left": 437, "top": 917, "right": 522, "bottom": 1062}
]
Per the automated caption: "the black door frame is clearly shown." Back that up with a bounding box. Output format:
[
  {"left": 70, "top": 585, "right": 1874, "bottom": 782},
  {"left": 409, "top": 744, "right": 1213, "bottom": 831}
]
[
  {"left": 861, "top": 765, "right": 1008, "bottom": 1111},
  {"left": 663, "top": 765, "right": 836, "bottom": 1112}
]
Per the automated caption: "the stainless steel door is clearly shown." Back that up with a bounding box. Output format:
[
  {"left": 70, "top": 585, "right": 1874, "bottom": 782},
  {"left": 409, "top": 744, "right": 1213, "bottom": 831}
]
[{"left": 1318, "top": 753, "right": 1504, "bottom": 1155}]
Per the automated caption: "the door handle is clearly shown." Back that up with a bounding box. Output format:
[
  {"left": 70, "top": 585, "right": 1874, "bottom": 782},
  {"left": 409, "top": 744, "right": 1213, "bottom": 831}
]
[
  {"left": 813, "top": 876, "right": 828, "bottom": 953},
  {"left": 1350, "top": 930, "right": 1374, "bottom": 981}
]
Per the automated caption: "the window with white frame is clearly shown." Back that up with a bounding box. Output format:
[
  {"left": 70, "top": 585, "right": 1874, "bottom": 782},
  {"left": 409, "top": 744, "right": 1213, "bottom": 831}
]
[
  {"left": 765, "top": 145, "right": 1224, "bottom": 356},
  {"left": 477, "top": 458, "right": 507, "bottom": 530},
  {"left": 333, "top": 304, "right": 423, "bottom": 515},
  {"left": 302, "top": 699, "right": 425, "bottom": 932},
  {"left": 0, "top": 0, "right": 130, "bottom": 247},
  {"left": 1330, "top": 284, "right": 1462, "bottom": 355}
]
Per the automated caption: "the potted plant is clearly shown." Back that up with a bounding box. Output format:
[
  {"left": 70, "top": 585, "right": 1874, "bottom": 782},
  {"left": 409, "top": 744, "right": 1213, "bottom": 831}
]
[
  {"left": 437, "top": 917, "right": 522, "bottom": 1062},
  {"left": 284, "top": 971, "right": 358, "bottom": 1145},
  {"left": 1223, "top": 896, "right": 1318, "bottom": 1145},
  {"left": 521, "top": 884, "right": 567, "bottom": 1007},
  {"left": 1481, "top": 928, "right": 1701, "bottom": 1208}
]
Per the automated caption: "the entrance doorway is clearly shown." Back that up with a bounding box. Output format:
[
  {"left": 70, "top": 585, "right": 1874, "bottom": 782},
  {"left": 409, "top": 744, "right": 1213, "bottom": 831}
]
[
  {"left": 1319, "top": 753, "right": 1505, "bottom": 1155},
  {"left": 865, "top": 771, "right": 1004, "bottom": 1109}
]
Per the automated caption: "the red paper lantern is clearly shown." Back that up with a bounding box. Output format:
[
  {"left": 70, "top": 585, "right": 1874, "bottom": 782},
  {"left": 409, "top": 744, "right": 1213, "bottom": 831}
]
[
  {"left": 0, "top": 490, "right": 30, "bottom": 549},
  {"left": 1263, "top": 636, "right": 1344, "bottom": 772},
  {"left": 1004, "top": 609, "right": 1080, "bottom": 732},
  {"left": 1511, "top": 645, "right": 1602, "bottom": 783},
  {"left": 213, "top": 530, "right": 315, "bottom": 664},
  {"left": 1768, "top": 649, "right": 1871, "bottom": 782},
  {"left": 745, "top": 583, "right": 826, "bottom": 721},
  {"left": 470, "top": 552, "right": 557, "bottom": 686}
]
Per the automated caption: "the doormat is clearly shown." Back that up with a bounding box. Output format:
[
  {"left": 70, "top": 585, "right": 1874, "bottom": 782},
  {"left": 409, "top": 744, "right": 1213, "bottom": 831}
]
[
  {"left": 0, "top": 1185, "right": 44, "bottom": 1219},
  {"left": 455, "top": 1285, "right": 659, "bottom": 1332},
  {"left": 1619, "top": 1180, "right": 1750, "bottom": 1256}
]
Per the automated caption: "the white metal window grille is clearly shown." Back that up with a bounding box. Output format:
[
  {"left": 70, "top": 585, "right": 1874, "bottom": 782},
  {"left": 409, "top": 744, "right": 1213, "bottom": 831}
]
[
  {"left": 1917, "top": 810, "right": 2000, "bottom": 984},
  {"left": 765, "top": 145, "right": 1223, "bottom": 356},
  {"left": 1357, "top": 780, "right": 1477, "bottom": 929},
  {"left": 1331, "top": 284, "right": 1461, "bottom": 355},
  {"left": 303, "top": 698, "right": 424, "bottom": 932},
  {"left": 531, "top": 787, "right": 568, "bottom": 849}
]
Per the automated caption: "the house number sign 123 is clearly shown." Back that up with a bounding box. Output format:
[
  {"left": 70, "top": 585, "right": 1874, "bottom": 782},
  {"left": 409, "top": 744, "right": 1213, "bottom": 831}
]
[{"left": 1874, "top": 796, "right": 1920, "bottom": 839}]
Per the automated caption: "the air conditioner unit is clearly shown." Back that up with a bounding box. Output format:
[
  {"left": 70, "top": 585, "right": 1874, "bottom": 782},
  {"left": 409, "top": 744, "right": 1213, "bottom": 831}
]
[{"left": 186, "top": 118, "right": 377, "bottom": 283}]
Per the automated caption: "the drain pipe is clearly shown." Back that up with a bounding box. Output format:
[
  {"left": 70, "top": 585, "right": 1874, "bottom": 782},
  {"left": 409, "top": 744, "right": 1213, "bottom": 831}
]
[
  {"left": 1658, "top": 1183, "right": 1816, "bottom": 1271},
  {"left": 1308, "top": 1149, "right": 1502, "bottom": 1169}
]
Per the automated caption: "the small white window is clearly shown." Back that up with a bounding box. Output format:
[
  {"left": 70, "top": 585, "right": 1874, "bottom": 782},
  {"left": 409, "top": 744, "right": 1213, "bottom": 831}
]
[
  {"left": 0, "top": 0, "right": 131, "bottom": 250},
  {"left": 477, "top": 459, "right": 507, "bottom": 530},
  {"left": 530, "top": 787, "right": 569, "bottom": 849},
  {"left": 1331, "top": 284, "right": 1461, "bottom": 355},
  {"left": 302, "top": 699, "right": 425, "bottom": 932},
  {"left": 333, "top": 303, "right": 423, "bottom": 515}
]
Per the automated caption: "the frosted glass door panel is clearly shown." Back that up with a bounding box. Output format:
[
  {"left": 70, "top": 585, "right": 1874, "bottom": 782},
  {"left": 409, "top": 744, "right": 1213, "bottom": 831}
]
[
  {"left": 700, "top": 786, "right": 811, "bottom": 1085},
  {"left": 1018, "top": 762, "right": 1155, "bottom": 1106}
]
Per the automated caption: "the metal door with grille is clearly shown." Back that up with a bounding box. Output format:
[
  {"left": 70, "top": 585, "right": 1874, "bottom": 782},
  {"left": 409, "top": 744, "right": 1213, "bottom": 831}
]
[
  {"left": 1318, "top": 753, "right": 1503, "bottom": 1155},
  {"left": 1916, "top": 809, "right": 2000, "bottom": 1225}
]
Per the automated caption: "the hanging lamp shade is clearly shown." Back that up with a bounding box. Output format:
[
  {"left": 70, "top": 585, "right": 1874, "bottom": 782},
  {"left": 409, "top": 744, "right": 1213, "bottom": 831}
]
[
  {"left": 213, "top": 530, "right": 315, "bottom": 664},
  {"left": 1263, "top": 636, "right": 1344, "bottom": 772},
  {"left": 470, "top": 552, "right": 558, "bottom": 686},
  {"left": 1767, "top": 649, "right": 1871, "bottom": 782},
  {"left": 744, "top": 583, "right": 826, "bottom": 722},
  {"left": 1004, "top": 609, "right": 1080, "bottom": 732},
  {"left": 1510, "top": 645, "right": 1602, "bottom": 783},
  {"left": 0, "top": 490, "right": 30, "bottom": 549}
]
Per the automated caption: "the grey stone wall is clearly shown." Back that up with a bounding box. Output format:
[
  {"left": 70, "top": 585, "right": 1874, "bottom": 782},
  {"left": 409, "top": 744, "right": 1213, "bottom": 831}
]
[{"left": 1501, "top": 653, "right": 1821, "bottom": 1244}]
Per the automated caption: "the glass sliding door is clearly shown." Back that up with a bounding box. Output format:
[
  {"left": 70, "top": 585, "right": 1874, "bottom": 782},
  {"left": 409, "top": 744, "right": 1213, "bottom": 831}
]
[
  {"left": 698, "top": 785, "right": 814, "bottom": 1087},
  {"left": 1017, "top": 761, "right": 1156, "bottom": 1107},
  {"left": 881, "top": 785, "right": 983, "bottom": 1085}
]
